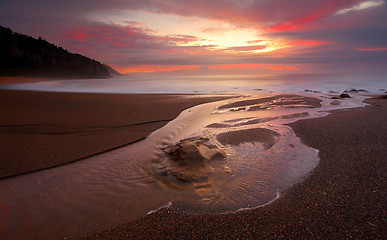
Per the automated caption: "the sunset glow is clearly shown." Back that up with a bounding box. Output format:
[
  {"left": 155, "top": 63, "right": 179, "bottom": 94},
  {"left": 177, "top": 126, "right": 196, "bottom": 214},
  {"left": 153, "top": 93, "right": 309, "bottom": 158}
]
[{"left": 1, "top": 0, "right": 386, "bottom": 75}]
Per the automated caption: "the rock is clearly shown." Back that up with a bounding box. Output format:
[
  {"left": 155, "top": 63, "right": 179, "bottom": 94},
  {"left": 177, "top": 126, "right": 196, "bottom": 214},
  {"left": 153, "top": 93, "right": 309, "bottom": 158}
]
[
  {"left": 339, "top": 93, "right": 351, "bottom": 98},
  {"left": 154, "top": 137, "right": 227, "bottom": 193},
  {"left": 344, "top": 88, "right": 368, "bottom": 93}
]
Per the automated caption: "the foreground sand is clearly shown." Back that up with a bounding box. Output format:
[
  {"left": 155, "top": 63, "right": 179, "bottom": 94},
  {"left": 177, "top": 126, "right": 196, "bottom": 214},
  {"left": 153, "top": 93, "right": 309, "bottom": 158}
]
[
  {"left": 0, "top": 90, "right": 233, "bottom": 178},
  {"left": 83, "top": 97, "right": 386, "bottom": 239}
]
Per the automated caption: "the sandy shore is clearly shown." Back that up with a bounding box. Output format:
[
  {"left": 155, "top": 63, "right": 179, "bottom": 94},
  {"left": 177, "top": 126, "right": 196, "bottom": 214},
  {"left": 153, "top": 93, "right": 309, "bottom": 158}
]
[
  {"left": 0, "top": 76, "right": 49, "bottom": 84},
  {"left": 83, "top": 97, "right": 386, "bottom": 239},
  {"left": 0, "top": 90, "right": 233, "bottom": 178}
]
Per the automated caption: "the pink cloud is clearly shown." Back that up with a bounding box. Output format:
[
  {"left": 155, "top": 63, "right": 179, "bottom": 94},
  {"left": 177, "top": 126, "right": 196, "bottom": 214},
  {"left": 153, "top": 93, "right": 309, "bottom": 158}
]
[
  {"left": 266, "top": 1, "right": 361, "bottom": 32},
  {"left": 65, "top": 22, "right": 200, "bottom": 51},
  {"left": 121, "top": 0, "right": 365, "bottom": 32}
]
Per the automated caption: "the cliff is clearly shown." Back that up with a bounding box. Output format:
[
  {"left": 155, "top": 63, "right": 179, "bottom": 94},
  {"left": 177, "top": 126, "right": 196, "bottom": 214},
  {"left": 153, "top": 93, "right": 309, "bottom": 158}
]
[{"left": 0, "top": 26, "right": 113, "bottom": 79}]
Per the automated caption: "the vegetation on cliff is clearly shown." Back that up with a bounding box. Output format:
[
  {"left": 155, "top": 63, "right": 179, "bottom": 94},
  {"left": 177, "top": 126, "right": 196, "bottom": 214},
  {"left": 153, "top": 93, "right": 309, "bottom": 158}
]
[{"left": 0, "top": 26, "right": 113, "bottom": 78}]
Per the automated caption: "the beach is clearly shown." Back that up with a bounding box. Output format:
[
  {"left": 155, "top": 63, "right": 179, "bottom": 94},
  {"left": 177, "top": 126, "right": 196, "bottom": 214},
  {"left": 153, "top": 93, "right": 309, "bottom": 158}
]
[
  {"left": 2, "top": 0, "right": 386, "bottom": 238},
  {"left": 0, "top": 90, "right": 233, "bottom": 178},
  {"left": 82, "top": 96, "right": 386, "bottom": 239},
  {"left": 0, "top": 89, "right": 385, "bottom": 239}
]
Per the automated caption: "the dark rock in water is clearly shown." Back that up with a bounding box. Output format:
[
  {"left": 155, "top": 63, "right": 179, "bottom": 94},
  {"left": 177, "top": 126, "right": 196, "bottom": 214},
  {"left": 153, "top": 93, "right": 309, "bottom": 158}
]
[
  {"left": 339, "top": 93, "right": 351, "bottom": 98},
  {"left": 378, "top": 89, "right": 385, "bottom": 92},
  {"left": 313, "top": 91, "right": 321, "bottom": 93},
  {"left": 253, "top": 88, "right": 263, "bottom": 91},
  {"left": 344, "top": 88, "right": 368, "bottom": 93},
  {"left": 329, "top": 90, "right": 338, "bottom": 93},
  {"left": 304, "top": 89, "right": 313, "bottom": 92}
]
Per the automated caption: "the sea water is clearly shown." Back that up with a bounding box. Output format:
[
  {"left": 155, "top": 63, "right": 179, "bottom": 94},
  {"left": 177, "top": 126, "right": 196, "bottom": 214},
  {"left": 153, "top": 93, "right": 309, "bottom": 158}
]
[{"left": 1, "top": 72, "right": 386, "bottom": 94}]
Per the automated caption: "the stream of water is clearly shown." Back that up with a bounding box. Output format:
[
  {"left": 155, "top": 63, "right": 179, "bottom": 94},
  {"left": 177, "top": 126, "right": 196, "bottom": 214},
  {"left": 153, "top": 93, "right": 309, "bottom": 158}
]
[{"left": 0, "top": 91, "right": 369, "bottom": 240}]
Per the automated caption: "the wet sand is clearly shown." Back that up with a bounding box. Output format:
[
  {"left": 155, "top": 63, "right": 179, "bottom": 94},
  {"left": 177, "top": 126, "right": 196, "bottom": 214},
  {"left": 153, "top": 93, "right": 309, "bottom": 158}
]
[
  {"left": 83, "top": 97, "right": 386, "bottom": 239},
  {"left": 0, "top": 76, "right": 50, "bottom": 84},
  {"left": 0, "top": 90, "right": 233, "bottom": 178}
]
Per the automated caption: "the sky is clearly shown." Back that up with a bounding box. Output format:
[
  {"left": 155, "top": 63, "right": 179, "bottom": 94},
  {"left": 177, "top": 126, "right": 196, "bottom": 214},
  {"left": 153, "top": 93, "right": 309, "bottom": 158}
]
[{"left": 1, "top": 0, "right": 387, "bottom": 75}]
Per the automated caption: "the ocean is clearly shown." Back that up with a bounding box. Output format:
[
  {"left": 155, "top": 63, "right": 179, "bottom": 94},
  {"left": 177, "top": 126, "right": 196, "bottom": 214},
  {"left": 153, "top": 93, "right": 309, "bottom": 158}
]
[{"left": 1, "top": 72, "right": 386, "bottom": 94}]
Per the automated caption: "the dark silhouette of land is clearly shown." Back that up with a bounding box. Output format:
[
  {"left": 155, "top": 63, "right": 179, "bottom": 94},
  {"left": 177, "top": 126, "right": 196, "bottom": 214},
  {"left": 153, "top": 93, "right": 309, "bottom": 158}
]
[{"left": 0, "top": 26, "right": 117, "bottom": 78}]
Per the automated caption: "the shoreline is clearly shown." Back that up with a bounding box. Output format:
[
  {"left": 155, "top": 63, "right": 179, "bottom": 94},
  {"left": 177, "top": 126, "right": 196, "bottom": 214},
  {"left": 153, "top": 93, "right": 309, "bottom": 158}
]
[
  {"left": 0, "top": 90, "right": 235, "bottom": 179},
  {"left": 83, "top": 97, "right": 386, "bottom": 239},
  {"left": 1, "top": 90, "right": 385, "bottom": 239},
  {"left": 0, "top": 76, "right": 55, "bottom": 84}
]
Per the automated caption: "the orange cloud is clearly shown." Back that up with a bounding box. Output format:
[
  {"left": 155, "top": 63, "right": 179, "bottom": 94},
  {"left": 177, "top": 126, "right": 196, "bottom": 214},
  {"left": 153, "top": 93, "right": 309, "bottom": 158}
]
[
  {"left": 224, "top": 45, "right": 267, "bottom": 52},
  {"left": 288, "top": 40, "right": 332, "bottom": 47}
]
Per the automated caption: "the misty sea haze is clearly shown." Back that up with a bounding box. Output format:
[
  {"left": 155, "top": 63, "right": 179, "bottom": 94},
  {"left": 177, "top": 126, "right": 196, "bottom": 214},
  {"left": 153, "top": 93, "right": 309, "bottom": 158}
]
[{"left": 1, "top": 72, "right": 386, "bottom": 94}]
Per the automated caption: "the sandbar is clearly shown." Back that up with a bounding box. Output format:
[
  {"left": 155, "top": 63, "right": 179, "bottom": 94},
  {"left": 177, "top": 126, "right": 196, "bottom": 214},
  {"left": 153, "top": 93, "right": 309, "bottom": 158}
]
[{"left": 0, "top": 90, "right": 233, "bottom": 178}]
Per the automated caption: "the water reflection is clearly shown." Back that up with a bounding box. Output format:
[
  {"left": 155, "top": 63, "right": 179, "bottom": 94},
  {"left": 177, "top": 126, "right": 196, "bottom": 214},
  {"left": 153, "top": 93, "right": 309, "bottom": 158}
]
[{"left": 0, "top": 92, "right": 368, "bottom": 239}]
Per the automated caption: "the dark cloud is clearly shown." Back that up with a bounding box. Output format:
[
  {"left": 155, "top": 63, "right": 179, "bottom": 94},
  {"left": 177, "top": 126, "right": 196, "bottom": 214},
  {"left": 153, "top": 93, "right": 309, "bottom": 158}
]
[
  {"left": 0, "top": 0, "right": 365, "bottom": 30},
  {"left": 268, "top": 25, "right": 387, "bottom": 48}
]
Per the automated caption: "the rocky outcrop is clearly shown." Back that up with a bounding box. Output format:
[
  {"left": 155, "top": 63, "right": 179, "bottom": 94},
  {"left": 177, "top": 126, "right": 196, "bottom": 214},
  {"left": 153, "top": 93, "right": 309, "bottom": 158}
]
[{"left": 0, "top": 26, "right": 114, "bottom": 78}]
